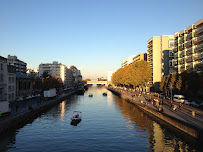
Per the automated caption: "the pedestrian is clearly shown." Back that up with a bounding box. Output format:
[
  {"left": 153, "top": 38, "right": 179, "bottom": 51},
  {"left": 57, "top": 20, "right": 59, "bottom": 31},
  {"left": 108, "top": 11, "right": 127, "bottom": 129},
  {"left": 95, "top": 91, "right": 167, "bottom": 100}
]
[{"left": 179, "top": 103, "right": 182, "bottom": 109}]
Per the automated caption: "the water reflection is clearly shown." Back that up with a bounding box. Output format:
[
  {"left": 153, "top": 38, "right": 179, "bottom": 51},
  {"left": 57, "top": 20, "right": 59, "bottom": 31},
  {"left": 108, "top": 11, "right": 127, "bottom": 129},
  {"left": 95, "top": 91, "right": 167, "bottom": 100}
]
[
  {"left": 60, "top": 101, "right": 66, "bottom": 121},
  {"left": 113, "top": 96, "right": 198, "bottom": 151},
  {"left": 0, "top": 86, "right": 201, "bottom": 152}
]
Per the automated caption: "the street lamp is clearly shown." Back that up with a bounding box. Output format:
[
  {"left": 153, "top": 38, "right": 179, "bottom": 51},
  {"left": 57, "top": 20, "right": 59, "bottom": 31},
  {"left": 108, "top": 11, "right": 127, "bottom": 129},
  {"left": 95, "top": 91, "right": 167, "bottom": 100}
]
[{"left": 169, "top": 85, "right": 173, "bottom": 104}]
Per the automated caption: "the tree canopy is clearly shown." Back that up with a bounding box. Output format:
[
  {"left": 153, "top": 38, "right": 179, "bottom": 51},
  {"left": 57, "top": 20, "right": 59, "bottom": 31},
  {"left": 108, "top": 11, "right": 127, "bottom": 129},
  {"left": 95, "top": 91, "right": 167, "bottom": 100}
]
[{"left": 112, "top": 61, "right": 152, "bottom": 88}]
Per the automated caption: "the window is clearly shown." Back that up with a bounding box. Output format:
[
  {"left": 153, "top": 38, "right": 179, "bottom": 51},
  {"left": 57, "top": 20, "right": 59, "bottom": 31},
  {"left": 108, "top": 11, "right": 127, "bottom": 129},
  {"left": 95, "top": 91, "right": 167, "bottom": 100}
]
[
  {"left": 9, "top": 77, "right": 11, "bottom": 83},
  {"left": 0, "top": 64, "right": 3, "bottom": 70},
  {"left": 168, "top": 39, "right": 174, "bottom": 48},
  {"left": 169, "top": 50, "right": 174, "bottom": 57},
  {"left": 12, "top": 77, "right": 14, "bottom": 82},
  {"left": 169, "top": 60, "right": 173, "bottom": 67},
  {"left": 0, "top": 74, "right": 3, "bottom": 82}
]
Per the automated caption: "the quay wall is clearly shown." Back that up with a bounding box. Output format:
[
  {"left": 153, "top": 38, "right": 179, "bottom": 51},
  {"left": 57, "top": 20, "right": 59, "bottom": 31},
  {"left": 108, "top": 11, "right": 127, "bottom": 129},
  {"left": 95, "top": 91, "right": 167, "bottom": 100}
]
[
  {"left": 108, "top": 88, "right": 202, "bottom": 141},
  {"left": 0, "top": 91, "right": 75, "bottom": 135}
]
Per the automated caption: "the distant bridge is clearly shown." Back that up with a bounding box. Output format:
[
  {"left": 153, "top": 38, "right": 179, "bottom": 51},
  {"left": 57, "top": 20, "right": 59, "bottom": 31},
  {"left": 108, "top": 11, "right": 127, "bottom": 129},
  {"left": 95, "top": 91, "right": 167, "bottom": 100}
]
[{"left": 87, "top": 81, "right": 108, "bottom": 85}]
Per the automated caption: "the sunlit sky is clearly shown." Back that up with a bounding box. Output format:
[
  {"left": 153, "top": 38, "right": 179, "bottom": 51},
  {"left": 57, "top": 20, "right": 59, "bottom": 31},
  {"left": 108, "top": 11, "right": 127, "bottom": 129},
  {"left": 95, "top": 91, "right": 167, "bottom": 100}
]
[{"left": 0, "top": 0, "right": 202, "bottom": 79}]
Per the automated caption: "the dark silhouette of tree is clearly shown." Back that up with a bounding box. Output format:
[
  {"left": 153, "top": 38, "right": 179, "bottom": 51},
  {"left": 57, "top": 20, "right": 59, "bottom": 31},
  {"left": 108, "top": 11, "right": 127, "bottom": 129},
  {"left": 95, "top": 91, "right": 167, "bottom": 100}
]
[{"left": 42, "top": 71, "right": 51, "bottom": 79}]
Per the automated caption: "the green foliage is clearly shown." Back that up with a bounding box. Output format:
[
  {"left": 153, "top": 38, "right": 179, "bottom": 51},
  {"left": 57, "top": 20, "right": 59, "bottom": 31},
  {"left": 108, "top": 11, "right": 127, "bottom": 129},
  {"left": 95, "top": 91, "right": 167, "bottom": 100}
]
[{"left": 112, "top": 61, "right": 152, "bottom": 88}]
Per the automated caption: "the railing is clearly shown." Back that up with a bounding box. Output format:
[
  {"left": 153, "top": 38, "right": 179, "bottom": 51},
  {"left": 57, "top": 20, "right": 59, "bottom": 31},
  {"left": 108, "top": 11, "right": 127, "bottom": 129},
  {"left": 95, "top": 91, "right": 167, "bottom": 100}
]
[
  {"left": 186, "top": 32, "right": 193, "bottom": 40},
  {"left": 174, "top": 52, "right": 178, "bottom": 58},
  {"left": 186, "top": 63, "right": 193, "bottom": 69},
  {"left": 172, "top": 59, "right": 178, "bottom": 66},
  {"left": 175, "top": 39, "right": 178, "bottom": 44},
  {"left": 179, "top": 44, "right": 184, "bottom": 50},
  {"left": 195, "top": 26, "right": 203, "bottom": 35},
  {"left": 172, "top": 47, "right": 178, "bottom": 53},
  {"left": 186, "top": 56, "right": 193, "bottom": 63},
  {"left": 194, "top": 52, "right": 203, "bottom": 60},
  {"left": 179, "top": 58, "right": 185, "bottom": 64},
  {"left": 179, "top": 36, "right": 184, "bottom": 43},
  {"left": 180, "top": 51, "right": 185, "bottom": 57},
  {"left": 185, "top": 40, "right": 192, "bottom": 48},
  {"left": 194, "top": 43, "right": 203, "bottom": 53},
  {"left": 186, "top": 48, "right": 193, "bottom": 55}
]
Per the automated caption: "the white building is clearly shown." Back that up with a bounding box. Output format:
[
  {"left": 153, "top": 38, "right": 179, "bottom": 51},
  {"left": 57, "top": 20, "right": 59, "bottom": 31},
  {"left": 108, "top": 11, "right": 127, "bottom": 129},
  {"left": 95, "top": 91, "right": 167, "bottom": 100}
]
[
  {"left": 107, "top": 71, "right": 114, "bottom": 82},
  {"left": 69, "top": 65, "right": 82, "bottom": 83},
  {"left": 65, "top": 68, "right": 74, "bottom": 89},
  {"left": 39, "top": 61, "right": 66, "bottom": 83},
  {"left": 121, "top": 55, "right": 136, "bottom": 68}
]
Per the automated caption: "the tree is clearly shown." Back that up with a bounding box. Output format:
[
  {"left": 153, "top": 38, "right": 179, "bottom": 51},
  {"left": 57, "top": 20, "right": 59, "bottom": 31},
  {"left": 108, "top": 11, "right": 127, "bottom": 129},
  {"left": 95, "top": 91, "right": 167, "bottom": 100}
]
[
  {"left": 42, "top": 76, "right": 63, "bottom": 90},
  {"left": 169, "top": 72, "right": 178, "bottom": 93},
  {"left": 160, "top": 76, "right": 166, "bottom": 92},
  {"left": 176, "top": 75, "right": 182, "bottom": 92},
  {"left": 42, "top": 71, "right": 51, "bottom": 79}
]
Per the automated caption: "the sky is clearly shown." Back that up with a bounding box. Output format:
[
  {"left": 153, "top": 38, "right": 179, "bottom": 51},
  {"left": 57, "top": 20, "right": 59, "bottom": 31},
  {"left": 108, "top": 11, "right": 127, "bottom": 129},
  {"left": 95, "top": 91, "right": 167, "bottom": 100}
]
[{"left": 0, "top": 0, "right": 202, "bottom": 79}]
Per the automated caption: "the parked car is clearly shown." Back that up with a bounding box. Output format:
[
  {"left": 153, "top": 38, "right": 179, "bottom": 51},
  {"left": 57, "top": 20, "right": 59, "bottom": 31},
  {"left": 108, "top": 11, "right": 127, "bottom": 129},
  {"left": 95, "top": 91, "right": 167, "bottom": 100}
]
[
  {"left": 173, "top": 95, "right": 188, "bottom": 103},
  {"left": 190, "top": 101, "right": 199, "bottom": 107},
  {"left": 184, "top": 100, "right": 191, "bottom": 105}
]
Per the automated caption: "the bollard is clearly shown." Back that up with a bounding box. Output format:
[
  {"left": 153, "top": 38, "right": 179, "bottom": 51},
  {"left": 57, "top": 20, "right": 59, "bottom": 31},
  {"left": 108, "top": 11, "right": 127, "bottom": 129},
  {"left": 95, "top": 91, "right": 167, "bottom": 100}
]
[{"left": 192, "top": 111, "right": 195, "bottom": 117}]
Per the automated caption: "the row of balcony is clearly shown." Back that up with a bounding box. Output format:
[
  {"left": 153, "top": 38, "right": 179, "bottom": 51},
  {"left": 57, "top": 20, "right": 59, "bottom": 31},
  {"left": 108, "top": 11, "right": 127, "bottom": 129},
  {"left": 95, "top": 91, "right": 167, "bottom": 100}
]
[
  {"left": 193, "top": 35, "right": 203, "bottom": 45},
  {"left": 193, "top": 52, "right": 203, "bottom": 61},
  {"left": 194, "top": 43, "right": 203, "bottom": 52},
  {"left": 195, "top": 26, "right": 203, "bottom": 36}
]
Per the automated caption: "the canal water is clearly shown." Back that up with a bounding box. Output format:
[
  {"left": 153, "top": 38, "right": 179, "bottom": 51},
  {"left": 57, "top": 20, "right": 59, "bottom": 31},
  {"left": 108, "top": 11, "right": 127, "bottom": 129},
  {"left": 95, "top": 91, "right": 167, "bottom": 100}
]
[{"left": 0, "top": 86, "right": 200, "bottom": 152}]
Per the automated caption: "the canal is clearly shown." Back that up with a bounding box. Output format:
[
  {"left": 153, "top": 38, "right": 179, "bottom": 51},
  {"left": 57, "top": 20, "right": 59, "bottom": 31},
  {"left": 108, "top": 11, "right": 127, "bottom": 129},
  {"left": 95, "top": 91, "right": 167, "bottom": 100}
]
[{"left": 0, "top": 86, "right": 200, "bottom": 151}]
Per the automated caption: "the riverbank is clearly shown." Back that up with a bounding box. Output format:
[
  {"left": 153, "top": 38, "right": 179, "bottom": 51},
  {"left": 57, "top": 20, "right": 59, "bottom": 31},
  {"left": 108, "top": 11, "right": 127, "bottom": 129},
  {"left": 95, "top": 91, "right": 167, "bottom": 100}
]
[
  {"left": 0, "top": 90, "right": 76, "bottom": 135},
  {"left": 107, "top": 87, "right": 203, "bottom": 142}
]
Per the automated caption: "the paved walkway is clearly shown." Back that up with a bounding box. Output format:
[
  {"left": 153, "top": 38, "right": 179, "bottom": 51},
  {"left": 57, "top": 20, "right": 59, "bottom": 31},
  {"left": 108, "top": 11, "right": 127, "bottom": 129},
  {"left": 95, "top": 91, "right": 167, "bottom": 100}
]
[
  {"left": 0, "top": 90, "right": 76, "bottom": 122},
  {"left": 110, "top": 87, "right": 203, "bottom": 131}
]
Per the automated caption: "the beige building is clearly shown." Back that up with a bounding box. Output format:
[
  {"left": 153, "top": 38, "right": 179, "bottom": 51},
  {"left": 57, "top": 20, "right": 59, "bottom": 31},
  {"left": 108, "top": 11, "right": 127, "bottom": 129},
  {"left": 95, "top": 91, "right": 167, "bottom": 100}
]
[
  {"left": 0, "top": 56, "right": 8, "bottom": 102},
  {"left": 121, "top": 55, "right": 136, "bottom": 68},
  {"left": 172, "top": 19, "right": 203, "bottom": 73},
  {"left": 147, "top": 35, "right": 175, "bottom": 91},
  {"left": 132, "top": 53, "right": 147, "bottom": 62},
  {"left": 7, "top": 65, "right": 16, "bottom": 102}
]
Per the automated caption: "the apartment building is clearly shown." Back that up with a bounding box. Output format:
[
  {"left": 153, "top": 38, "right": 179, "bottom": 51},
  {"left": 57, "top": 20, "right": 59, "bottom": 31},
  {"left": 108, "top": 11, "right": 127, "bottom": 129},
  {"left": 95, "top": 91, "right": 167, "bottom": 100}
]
[
  {"left": 132, "top": 53, "right": 147, "bottom": 62},
  {"left": 121, "top": 55, "right": 136, "bottom": 68},
  {"left": 39, "top": 61, "right": 66, "bottom": 83},
  {"left": 172, "top": 19, "right": 203, "bottom": 73},
  {"left": 7, "top": 65, "right": 16, "bottom": 102},
  {"left": 0, "top": 56, "right": 8, "bottom": 101},
  {"left": 147, "top": 35, "right": 175, "bottom": 91},
  {"left": 69, "top": 65, "right": 82, "bottom": 83},
  {"left": 65, "top": 68, "right": 74, "bottom": 89},
  {"left": 7, "top": 55, "right": 27, "bottom": 74}
]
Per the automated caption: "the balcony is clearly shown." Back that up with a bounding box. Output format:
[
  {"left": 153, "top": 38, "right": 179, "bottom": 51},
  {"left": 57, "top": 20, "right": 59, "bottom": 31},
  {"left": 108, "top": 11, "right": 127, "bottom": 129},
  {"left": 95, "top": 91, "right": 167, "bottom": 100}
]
[
  {"left": 186, "top": 32, "right": 193, "bottom": 41},
  {"left": 186, "top": 63, "right": 193, "bottom": 70},
  {"left": 172, "top": 59, "right": 178, "bottom": 66},
  {"left": 195, "top": 26, "right": 203, "bottom": 36},
  {"left": 180, "top": 65, "right": 185, "bottom": 71},
  {"left": 194, "top": 52, "right": 203, "bottom": 61},
  {"left": 179, "top": 44, "right": 184, "bottom": 51},
  {"left": 180, "top": 51, "right": 185, "bottom": 57},
  {"left": 185, "top": 40, "right": 192, "bottom": 48},
  {"left": 175, "top": 39, "right": 178, "bottom": 44},
  {"left": 186, "top": 56, "right": 193, "bottom": 63},
  {"left": 186, "top": 48, "right": 193, "bottom": 55},
  {"left": 179, "top": 36, "right": 184, "bottom": 43},
  {"left": 193, "top": 35, "right": 203, "bottom": 45},
  {"left": 174, "top": 52, "right": 178, "bottom": 58},
  {"left": 172, "top": 47, "right": 178, "bottom": 53},
  {"left": 194, "top": 43, "right": 203, "bottom": 53},
  {"left": 179, "top": 58, "right": 185, "bottom": 64}
]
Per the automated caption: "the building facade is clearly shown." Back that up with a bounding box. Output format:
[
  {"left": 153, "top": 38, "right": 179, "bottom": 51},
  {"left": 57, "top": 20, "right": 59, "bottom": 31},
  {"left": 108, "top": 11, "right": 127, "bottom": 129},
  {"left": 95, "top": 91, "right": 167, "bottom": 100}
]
[
  {"left": 132, "top": 53, "right": 147, "bottom": 62},
  {"left": 147, "top": 35, "right": 175, "bottom": 91},
  {"left": 172, "top": 19, "right": 203, "bottom": 73},
  {"left": 7, "top": 55, "right": 27, "bottom": 74},
  {"left": 7, "top": 65, "right": 16, "bottom": 102},
  {"left": 65, "top": 69, "right": 74, "bottom": 89},
  {"left": 69, "top": 65, "right": 82, "bottom": 83},
  {"left": 121, "top": 55, "right": 136, "bottom": 68},
  {"left": 16, "top": 72, "right": 33, "bottom": 99},
  {"left": 0, "top": 56, "right": 8, "bottom": 102},
  {"left": 39, "top": 61, "right": 66, "bottom": 83}
]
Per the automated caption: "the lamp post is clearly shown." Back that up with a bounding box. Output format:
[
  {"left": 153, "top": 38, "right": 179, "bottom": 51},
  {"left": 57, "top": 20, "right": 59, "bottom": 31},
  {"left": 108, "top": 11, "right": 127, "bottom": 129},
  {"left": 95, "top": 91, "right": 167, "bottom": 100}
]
[{"left": 169, "top": 85, "right": 173, "bottom": 104}]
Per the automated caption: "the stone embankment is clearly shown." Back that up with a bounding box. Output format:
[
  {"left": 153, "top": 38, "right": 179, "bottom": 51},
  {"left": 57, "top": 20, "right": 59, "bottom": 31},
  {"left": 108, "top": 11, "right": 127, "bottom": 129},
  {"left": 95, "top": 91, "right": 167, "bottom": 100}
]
[
  {"left": 108, "top": 87, "right": 203, "bottom": 142},
  {"left": 0, "top": 91, "right": 76, "bottom": 135}
]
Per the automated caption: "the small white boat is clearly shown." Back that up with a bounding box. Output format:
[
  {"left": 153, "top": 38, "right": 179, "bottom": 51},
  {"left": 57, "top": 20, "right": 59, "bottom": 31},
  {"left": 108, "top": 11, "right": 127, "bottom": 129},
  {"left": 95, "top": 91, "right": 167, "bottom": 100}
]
[
  {"left": 89, "top": 93, "right": 93, "bottom": 97},
  {"left": 71, "top": 111, "right": 82, "bottom": 124},
  {"left": 103, "top": 92, "right": 107, "bottom": 96}
]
